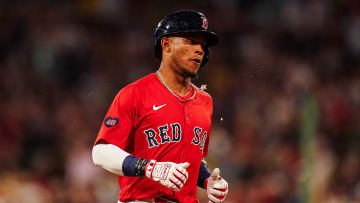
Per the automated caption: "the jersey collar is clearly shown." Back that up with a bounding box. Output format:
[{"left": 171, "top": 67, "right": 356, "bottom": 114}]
[{"left": 155, "top": 71, "right": 198, "bottom": 102}]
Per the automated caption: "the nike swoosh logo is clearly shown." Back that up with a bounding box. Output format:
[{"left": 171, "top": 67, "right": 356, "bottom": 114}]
[{"left": 153, "top": 104, "right": 166, "bottom": 111}]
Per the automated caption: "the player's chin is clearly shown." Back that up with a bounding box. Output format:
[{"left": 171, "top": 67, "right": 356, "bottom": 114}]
[
  {"left": 189, "top": 62, "right": 201, "bottom": 73},
  {"left": 181, "top": 66, "right": 198, "bottom": 79}
]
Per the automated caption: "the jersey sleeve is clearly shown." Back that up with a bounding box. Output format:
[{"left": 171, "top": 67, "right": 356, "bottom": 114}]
[
  {"left": 94, "top": 85, "right": 138, "bottom": 152},
  {"left": 202, "top": 96, "right": 213, "bottom": 158}
]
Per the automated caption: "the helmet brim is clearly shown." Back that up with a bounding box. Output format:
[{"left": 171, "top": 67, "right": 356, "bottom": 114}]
[{"left": 165, "top": 30, "right": 220, "bottom": 46}]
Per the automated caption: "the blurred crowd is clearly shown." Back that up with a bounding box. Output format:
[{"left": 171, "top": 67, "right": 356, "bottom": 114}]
[{"left": 1, "top": 0, "right": 360, "bottom": 202}]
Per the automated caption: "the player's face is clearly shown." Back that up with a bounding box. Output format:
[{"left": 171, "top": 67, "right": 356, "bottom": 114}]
[{"left": 169, "top": 34, "right": 206, "bottom": 78}]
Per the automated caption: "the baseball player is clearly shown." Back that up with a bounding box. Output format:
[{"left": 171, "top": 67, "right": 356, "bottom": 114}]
[{"left": 92, "top": 10, "right": 228, "bottom": 203}]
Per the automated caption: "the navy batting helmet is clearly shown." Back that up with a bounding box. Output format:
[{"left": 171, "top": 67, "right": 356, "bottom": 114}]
[{"left": 154, "top": 10, "right": 220, "bottom": 67}]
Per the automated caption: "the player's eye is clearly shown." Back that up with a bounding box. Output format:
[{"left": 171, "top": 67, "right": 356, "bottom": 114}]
[{"left": 186, "top": 38, "right": 205, "bottom": 46}]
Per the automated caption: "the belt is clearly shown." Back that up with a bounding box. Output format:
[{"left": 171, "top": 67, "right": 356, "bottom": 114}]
[{"left": 155, "top": 196, "right": 178, "bottom": 203}]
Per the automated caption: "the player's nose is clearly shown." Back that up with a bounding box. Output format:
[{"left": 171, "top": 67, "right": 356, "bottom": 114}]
[{"left": 194, "top": 45, "right": 204, "bottom": 56}]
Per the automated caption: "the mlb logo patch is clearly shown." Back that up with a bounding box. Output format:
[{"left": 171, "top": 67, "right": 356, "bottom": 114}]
[{"left": 104, "top": 117, "right": 119, "bottom": 127}]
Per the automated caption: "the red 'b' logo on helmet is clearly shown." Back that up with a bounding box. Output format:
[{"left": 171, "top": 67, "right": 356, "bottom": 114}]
[{"left": 201, "top": 17, "right": 208, "bottom": 29}]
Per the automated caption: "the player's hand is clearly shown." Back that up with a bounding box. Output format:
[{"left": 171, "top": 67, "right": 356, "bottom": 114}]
[
  {"left": 145, "top": 160, "right": 190, "bottom": 192},
  {"left": 206, "top": 168, "right": 228, "bottom": 203}
]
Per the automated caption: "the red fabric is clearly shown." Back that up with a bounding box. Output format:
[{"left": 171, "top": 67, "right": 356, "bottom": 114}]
[{"left": 94, "top": 73, "right": 213, "bottom": 202}]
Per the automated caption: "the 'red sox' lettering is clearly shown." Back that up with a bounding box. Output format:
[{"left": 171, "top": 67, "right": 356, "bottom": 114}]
[{"left": 144, "top": 123, "right": 207, "bottom": 149}]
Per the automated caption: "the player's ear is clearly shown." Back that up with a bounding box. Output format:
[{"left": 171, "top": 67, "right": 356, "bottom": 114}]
[{"left": 161, "top": 37, "right": 171, "bottom": 54}]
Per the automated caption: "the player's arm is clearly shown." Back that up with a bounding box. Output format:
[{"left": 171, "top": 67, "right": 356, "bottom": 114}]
[
  {"left": 92, "top": 143, "right": 130, "bottom": 176},
  {"left": 92, "top": 143, "right": 190, "bottom": 192},
  {"left": 197, "top": 160, "right": 229, "bottom": 203}
]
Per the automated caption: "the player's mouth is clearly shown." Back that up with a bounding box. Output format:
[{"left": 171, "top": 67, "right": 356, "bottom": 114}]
[{"left": 190, "top": 58, "right": 201, "bottom": 65}]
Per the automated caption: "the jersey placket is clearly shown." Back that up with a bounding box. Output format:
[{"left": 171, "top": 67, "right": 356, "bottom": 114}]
[
  {"left": 183, "top": 102, "right": 189, "bottom": 142},
  {"left": 184, "top": 102, "right": 193, "bottom": 136}
]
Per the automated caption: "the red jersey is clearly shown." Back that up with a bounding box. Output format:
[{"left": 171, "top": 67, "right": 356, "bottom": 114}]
[{"left": 95, "top": 72, "right": 212, "bottom": 202}]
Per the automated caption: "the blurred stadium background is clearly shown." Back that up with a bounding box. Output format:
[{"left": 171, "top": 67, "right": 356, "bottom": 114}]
[{"left": 1, "top": 0, "right": 360, "bottom": 202}]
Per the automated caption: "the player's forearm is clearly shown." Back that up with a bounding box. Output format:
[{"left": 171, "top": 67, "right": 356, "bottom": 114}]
[
  {"left": 92, "top": 143, "right": 190, "bottom": 191},
  {"left": 92, "top": 143, "right": 150, "bottom": 177},
  {"left": 92, "top": 144, "right": 130, "bottom": 176}
]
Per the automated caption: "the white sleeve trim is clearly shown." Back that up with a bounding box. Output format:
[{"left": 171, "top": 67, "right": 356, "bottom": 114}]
[{"left": 92, "top": 144, "right": 130, "bottom": 176}]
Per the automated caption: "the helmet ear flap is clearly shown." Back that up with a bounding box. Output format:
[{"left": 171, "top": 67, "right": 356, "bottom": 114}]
[
  {"left": 200, "top": 47, "right": 210, "bottom": 67},
  {"left": 154, "top": 34, "right": 163, "bottom": 60}
]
